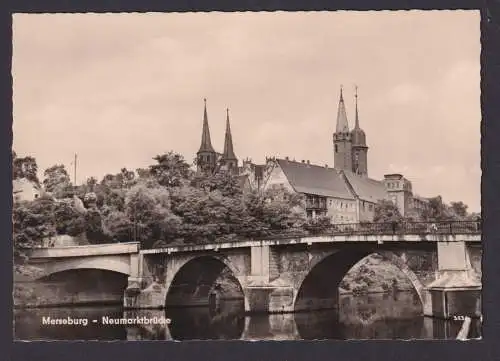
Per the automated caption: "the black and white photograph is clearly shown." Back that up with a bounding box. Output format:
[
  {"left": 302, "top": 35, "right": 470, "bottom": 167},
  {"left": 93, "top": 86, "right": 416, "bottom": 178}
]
[{"left": 12, "top": 10, "right": 482, "bottom": 341}]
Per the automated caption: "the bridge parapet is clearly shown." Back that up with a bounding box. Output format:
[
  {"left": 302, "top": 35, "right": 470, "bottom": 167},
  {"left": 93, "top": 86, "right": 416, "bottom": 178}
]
[
  {"left": 29, "top": 242, "right": 140, "bottom": 259},
  {"left": 309, "top": 220, "right": 481, "bottom": 236},
  {"left": 142, "top": 233, "right": 480, "bottom": 255}
]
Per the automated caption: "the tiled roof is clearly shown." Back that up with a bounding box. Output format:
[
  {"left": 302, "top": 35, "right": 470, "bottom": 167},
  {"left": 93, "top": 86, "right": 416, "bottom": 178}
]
[
  {"left": 276, "top": 159, "right": 355, "bottom": 199},
  {"left": 342, "top": 170, "right": 388, "bottom": 203}
]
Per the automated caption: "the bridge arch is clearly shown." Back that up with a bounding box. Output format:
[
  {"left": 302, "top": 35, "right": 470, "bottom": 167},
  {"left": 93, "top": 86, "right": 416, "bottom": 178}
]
[
  {"left": 36, "top": 256, "right": 131, "bottom": 280},
  {"left": 293, "top": 249, "right": 428, "bottom": 313},
  {"left": 165, "top": 254, "right": 247, "bottom": 310},
  {"left": 33, "top": 267, "right": 130, "bottom": 307}
]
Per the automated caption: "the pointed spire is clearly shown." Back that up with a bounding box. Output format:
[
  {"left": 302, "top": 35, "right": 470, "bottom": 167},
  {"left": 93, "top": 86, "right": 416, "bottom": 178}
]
[
  {"left": 354, "top": 85, "right": 360, "bottom": 129},
  {"left": 336, "top": 85, "right": 349, "bottom": 133},
  {"left": 222, "top": 107, "right": 237, "bottom": 160},
  {"left": 198, "top": 98, "right": 215, "bottom": 153}
]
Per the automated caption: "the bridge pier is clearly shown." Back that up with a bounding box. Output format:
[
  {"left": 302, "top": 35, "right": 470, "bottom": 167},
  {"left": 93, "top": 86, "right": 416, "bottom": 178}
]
[
  {"left": 244, "top": 245, "right": 294, "bottom": 313},
  {"left": 425, "top": 242, "right": 481, "bottom": 319},
  {"left": 123, "top": 252, "right": 169, "bottom": 309}
]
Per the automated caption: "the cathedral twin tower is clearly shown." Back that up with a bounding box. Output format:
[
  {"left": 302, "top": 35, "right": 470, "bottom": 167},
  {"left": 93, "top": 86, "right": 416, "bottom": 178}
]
[
  {"left": 196, "top": 98, "right": 238, "bottom": 175},
  {"left": 196, "top": 86, "right": 368, "bottom": 177}
]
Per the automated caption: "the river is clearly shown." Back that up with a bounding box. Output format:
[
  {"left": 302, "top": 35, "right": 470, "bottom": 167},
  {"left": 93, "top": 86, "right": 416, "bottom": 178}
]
[{"left": 14, "top": 291, "right": 481, "bottom": 341}]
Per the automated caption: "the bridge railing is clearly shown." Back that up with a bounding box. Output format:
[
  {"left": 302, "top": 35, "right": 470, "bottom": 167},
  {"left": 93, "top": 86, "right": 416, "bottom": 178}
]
[{"left": 306, "top": 220, "right": 481, "bottom": 237}]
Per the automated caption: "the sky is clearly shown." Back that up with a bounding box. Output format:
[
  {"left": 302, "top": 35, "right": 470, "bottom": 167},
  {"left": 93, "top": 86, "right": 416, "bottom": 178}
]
[{"left": 12, "top": 11, "right": 481, "bottom": 212}]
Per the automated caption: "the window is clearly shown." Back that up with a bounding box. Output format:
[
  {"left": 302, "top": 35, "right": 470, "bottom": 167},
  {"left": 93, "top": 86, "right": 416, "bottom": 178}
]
[
  {"left": 329, "top": 199, "right": 333, "bottom": 206},
  {"left": 335, "top": 144, "right": 338, "bottom": 153},
  {"left": 368, "top": 204, "right": 373, "bottom": 211}
]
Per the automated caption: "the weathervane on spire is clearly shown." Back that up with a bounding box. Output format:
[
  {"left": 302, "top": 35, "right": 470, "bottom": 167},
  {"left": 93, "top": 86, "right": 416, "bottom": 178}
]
[{"left": 355, "top": 84, "right": 358, "bottom": 99}]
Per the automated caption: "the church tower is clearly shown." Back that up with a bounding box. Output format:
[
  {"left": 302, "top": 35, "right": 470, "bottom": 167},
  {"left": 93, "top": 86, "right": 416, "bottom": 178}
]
[
  {"left": 333, "top": 86, "right": 352, "bottom": 171},
  {"left": 219, "top": 108, "right": 238, "bottom": 174},
  {"left": 196, "top": 98, "right": 217, "bottom": 174},
  {"left": 351, "top": 86, "right": 369, "bottom": 176}
]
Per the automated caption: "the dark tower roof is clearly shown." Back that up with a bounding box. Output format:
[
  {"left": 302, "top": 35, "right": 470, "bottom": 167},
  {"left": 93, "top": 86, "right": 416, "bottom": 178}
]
[
  {"left": 197, "top": 98, "right": 216, "bottom": 153},
  {"left": 335, "top": 85, "right": 350, "bottom": 133},
  {"left": 221, "top": 108, "right": 237, "bottom": 160},
  {"left": 351, "top": 86, "right": 367, "bottom": 146}
]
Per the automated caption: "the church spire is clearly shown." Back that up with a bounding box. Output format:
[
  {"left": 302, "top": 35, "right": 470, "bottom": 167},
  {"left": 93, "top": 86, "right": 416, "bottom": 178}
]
[
  {"left": 336, "top": 85, "right": 349, "bottom": 133},
  {"left": 350, "top": 85, "right": 368, "bottom": 177},
  {"left": 354, "top": 85, "right": 360, "bottom": 129},
  {"left": 198, "top": 98, "right": 215, "bottom": 153},
  {"left": 222, "top": 108, "right": 237, "bottom": 160}
]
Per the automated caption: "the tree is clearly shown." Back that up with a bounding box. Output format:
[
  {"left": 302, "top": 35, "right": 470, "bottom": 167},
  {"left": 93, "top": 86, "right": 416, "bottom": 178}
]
[
  {"left": 169, "top": 185, "right": 237, "bottom": 244},
  {"left": 124, "top": 182, "right": 182, "bottom": 247},
  {"left": 192, "top": 172, "right": 243, "bottom": 198},
  {"left": 373, "top": 199, "right": 403, "bottom": 223},
  {"left": 85, "top": 208, "right": 106, "bottom": 244},
  {"left": 150, "top": 152, "right": 192, "bottom": 188},
  {"left": 13, "top": 152, "right": 40, "bottom": 185},
  {"left": 136, "top": 167, "right": 151, "bottom": 180},
  {"left": 449, "top": 201, "right": 469, "bottom": 220},
  {"left": 420, "top": 196, "right": 454, "bottom": 222},
  {"left": 87, "top": 176, "right": 98, "bottom": 189},
  {"left": 243, "top": 188, "right": 305, "bottom": 236},
  {"left": 53, "top": 200, "right": 86, "bottom": 236},
  {"left": 43, "top": 164, "right": 72, "bottom": 198},
  {"left": 13, "top": 198, "right": 56, "bottom": 261},
  {"left": 102, "top": 210, "right": 132, "bottom": 243}
]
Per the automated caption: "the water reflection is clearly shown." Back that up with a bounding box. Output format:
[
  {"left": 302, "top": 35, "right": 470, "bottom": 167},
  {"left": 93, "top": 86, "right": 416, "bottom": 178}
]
[
  {"left": 14, "top": 292, "right": 482, "bottom": 341},
  {"left": 166, "top": 300, "right": 245, "bottom": 340}
]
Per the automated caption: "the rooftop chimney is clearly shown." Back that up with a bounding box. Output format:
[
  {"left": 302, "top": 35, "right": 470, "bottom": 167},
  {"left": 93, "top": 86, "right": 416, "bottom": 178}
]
[
  {"left": 285, "top": 156, "right": 289, "bottom": 161},
  {"left": 325, "top": 164, "right": 328, "bottom": 168},
  {"left": 306, "top": 160, "right": 310, "bottom": 165},
  {"left": 301, "top": 160, "right": 305, "bottom": 163}
]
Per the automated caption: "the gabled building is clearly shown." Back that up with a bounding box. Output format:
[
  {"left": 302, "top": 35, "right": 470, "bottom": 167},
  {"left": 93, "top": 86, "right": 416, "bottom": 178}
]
[{"left": 260, "top": 157, "right": 387, "bottom": 223}]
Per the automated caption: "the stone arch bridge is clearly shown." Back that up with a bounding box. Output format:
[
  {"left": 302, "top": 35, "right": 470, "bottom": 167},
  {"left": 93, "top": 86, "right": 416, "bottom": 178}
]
[{"left": 28, "top": 221, "right": 482, "bottom": 319}]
